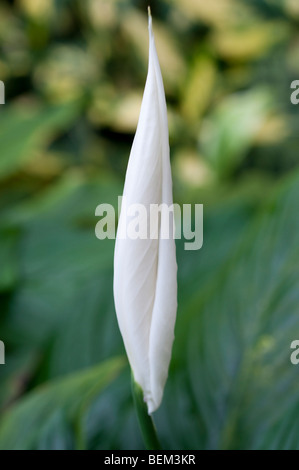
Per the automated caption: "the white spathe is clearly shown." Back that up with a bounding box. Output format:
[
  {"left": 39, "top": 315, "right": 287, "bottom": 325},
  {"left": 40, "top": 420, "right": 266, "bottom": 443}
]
[{"left": 113, "top": 13, "right": 177, "bottom": 414}]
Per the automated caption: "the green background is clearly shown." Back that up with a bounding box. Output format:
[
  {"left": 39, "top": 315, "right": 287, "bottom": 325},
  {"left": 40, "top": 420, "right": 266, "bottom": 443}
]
[{"left": 0, "top": 0, "right": 299, "bottom": 449}]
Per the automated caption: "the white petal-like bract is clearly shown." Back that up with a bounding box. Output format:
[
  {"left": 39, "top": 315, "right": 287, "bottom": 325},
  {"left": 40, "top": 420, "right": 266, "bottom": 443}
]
[{"left": 113, "top": 12, "right": 177, "bottom": 414}]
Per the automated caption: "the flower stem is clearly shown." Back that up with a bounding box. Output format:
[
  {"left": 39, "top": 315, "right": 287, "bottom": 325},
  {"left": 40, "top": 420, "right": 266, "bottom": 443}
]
[{"left": 131, "top": 374, "right": 162, "bottom": 450}]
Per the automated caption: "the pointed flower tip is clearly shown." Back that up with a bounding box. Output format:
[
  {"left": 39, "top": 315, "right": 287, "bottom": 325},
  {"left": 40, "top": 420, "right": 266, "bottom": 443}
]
[{"left": 148, "top": 6, "right": 152, "bottom": 30}]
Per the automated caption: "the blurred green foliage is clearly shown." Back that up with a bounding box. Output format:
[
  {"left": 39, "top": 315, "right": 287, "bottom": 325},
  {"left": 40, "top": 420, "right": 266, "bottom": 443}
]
[{"left": 0, "top": 0, "right": 299, "bottom": 450}]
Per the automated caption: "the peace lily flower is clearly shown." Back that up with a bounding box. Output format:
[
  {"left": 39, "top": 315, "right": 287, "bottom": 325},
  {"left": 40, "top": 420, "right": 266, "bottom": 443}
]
[{"left": 113, "top": 9, "right": 177, "bottom": 415}]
